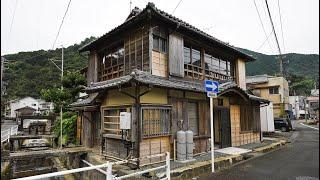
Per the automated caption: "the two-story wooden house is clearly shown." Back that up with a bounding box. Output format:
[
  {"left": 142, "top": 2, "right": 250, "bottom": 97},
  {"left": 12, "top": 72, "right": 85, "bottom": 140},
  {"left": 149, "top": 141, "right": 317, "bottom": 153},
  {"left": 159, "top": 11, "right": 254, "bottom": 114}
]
[{"left": 70, "top": 3, "right": 269, "bottom": 166}]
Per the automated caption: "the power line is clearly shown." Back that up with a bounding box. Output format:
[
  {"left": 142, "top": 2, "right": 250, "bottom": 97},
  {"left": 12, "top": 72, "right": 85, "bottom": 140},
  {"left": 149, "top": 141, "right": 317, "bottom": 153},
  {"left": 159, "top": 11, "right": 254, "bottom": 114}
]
[
  {"left": 172, "top": 0, "right": 183, "bottom": 14},
  {"left": 253, "top": 0, "right": 274, "bottom": 53},
  {"left": 265, "top": 0, "right": 283, "bottom": 76},
  {"left": 257, "top": 30, "right": 273, "bottom": 51},
  {"left": 277, "top": 0, "right": 285, "bottom": 53},
  {"left": 52, "top": 0, "right": 72, "bottom": 50},
  {"left": 6, "top": 0, "right": 19, "bottom": 53},
  {"left": 9, "top": 0, "right": 18, "bottom": 35},
  {"left": 14, "top": 0, "right": 72, "bottom": 69}
]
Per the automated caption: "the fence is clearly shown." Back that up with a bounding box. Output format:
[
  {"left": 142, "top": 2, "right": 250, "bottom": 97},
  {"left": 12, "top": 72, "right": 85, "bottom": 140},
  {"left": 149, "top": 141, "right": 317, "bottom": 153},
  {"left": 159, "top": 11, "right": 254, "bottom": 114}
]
[
  {"left": 13, "top": 152, "right": 170, "bottom": 180},
  {"left": 1, "top": 125, "right": 18, "bottom": 143}
]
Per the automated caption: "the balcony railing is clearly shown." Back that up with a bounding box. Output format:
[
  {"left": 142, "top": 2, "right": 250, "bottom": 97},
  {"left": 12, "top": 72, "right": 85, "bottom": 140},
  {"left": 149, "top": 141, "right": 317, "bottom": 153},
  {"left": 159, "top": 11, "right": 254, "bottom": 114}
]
[{"left": 184, "top": 64, "right": 233, "bottom": 81}]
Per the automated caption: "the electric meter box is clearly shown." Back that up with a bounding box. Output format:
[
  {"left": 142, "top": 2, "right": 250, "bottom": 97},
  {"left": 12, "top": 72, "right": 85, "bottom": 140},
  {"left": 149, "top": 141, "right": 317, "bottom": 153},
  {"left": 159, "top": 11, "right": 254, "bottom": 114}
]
[{"left": 120, "top": 112, "right": 131, "bottom": 130}]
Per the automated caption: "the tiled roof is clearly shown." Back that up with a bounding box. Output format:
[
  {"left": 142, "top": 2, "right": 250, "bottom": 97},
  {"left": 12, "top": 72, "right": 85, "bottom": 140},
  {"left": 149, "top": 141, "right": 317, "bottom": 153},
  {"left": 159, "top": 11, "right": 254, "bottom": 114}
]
[
  {"left": 79, "top": 3, "right": 255, "bottom": 61},
  {"left": 85, "top": 69, "right": 204, "bottom": 92},
  {"left": 69, "top": 92, "right": 100, "bottom": 107},
  {"left": 83, "top": 69, "right": 269, "bottom": 104}
]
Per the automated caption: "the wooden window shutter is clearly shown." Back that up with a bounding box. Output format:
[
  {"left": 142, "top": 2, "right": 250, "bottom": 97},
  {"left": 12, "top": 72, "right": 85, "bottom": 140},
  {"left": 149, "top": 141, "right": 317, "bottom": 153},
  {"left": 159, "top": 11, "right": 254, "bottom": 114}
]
[{"left": 168, "top": 33, "right": 184, "bottom": 77}]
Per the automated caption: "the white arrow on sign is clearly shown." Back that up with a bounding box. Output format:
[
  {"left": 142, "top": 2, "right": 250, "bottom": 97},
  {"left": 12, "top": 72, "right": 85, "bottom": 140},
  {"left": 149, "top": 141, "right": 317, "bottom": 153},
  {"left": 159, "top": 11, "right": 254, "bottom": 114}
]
[{"left": 207, "top": 83, "right": 217, "bottom": 91}]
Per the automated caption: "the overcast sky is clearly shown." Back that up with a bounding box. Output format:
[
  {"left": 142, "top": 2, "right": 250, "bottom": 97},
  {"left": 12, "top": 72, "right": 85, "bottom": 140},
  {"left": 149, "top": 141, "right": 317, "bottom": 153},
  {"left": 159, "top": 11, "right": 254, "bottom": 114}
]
[{"left": 1, "top": 0, "right": 319, "bottom": 55}]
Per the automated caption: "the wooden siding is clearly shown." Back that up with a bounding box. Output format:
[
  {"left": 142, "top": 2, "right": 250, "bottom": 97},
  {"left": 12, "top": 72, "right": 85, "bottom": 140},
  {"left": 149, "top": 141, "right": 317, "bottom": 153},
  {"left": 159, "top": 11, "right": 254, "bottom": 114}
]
[
  {"left": 105, "top": 138, "right": 128, "bottom": 159},
  {"left": 139, "top": 136, "right": 170, "bottom": 166},
  {"left": 124, "top": 27, "right": 149, "bottom": 75},
  {"left": 152, "top": 51, "right": 168, "bottom": 77},
  {"left": 169, "top": 33, "right": 184, "bottom": 77},
  {"left": 230, "top": 105, "right": 260, "bottom": 146},
  {"left": 87, "top": 51, "right": 98, "bottom": 85},
  {"left": 170, "top": 97, "right": 210, "bottom": 154},
  {"left": 81, "top": 112, "right": 93, "bottom": 148}
]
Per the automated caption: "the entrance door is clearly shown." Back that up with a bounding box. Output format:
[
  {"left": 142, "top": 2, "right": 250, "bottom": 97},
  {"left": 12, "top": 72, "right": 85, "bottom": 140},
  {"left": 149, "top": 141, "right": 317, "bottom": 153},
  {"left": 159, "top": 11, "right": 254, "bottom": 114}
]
[{"left": 220, "top": 108, "right": 231, "bottom": 148}]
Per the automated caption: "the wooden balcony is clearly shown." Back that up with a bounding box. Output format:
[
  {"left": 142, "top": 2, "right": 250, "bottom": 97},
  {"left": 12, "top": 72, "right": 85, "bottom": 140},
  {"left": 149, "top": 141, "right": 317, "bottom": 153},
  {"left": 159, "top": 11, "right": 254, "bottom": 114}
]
[
  {"left": 98, "top": 63, "right": 125, "bottom": 81},
  {"left": 184, "top": 64, "right": 233, "bottom": 81}
]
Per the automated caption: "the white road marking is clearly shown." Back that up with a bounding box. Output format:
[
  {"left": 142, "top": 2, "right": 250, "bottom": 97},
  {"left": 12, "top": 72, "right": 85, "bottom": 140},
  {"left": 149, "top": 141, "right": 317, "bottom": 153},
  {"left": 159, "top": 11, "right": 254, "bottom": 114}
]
[{"left": 299, "top": 123, "right": 319, "bottom": 131}]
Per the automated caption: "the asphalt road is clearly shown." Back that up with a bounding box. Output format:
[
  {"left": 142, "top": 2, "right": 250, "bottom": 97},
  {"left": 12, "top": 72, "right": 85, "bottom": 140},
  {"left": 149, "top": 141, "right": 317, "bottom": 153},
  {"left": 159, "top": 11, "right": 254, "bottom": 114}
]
[{"left": 200, "top": 121, "right": 319, "bottom": 180}]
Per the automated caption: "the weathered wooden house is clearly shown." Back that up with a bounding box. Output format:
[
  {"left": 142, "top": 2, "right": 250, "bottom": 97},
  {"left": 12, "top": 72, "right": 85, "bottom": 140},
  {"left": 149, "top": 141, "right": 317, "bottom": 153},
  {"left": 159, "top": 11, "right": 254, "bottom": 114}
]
[{"left": 70, "top": 3, "right": 269, "bottom": 165}]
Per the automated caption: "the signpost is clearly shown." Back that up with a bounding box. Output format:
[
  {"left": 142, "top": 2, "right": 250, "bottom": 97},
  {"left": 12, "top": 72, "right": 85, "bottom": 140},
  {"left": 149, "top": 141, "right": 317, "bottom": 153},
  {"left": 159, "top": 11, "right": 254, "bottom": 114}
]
[{"left": 205, "top": 80, "right": 219, "bottom": 173}]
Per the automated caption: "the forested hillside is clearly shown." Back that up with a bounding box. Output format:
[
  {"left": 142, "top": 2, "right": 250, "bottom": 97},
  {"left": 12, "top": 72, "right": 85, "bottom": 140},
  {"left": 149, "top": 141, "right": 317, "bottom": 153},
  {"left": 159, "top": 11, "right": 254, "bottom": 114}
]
[{"left": 2, "top": 37, "right": 319, "bottom": 100}]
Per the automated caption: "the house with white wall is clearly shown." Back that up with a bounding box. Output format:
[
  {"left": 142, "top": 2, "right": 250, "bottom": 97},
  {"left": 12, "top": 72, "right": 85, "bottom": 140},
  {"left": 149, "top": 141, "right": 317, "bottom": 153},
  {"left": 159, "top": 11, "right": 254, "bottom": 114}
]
[
  {"left": 5, "top": 97, "right": 54, "bottom": 117},
  {"left": 289, "top": 96, "right": 307, "bottom": 119}
]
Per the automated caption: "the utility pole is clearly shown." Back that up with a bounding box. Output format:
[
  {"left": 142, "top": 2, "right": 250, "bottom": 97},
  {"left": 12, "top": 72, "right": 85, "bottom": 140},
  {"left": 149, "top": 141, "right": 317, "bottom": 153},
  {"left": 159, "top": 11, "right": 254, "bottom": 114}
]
[
  {"left": 265, "top": 0, "right": 284, "bottom": 77},
  {"left": 60, "top": 46, "right": 64, "bottom": 149}
]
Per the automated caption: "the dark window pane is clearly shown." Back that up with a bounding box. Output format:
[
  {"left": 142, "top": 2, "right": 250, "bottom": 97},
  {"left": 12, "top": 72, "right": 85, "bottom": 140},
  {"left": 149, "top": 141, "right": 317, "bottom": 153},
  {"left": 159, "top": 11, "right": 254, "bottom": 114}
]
[
  {"left": 269, "top": 87, "right": 279, "bottom": 94},
  {"left": 153, "top": 36, "right": 159, "bottom": 51},
  {"left": 160, "top": 38, "right": 167, "bottom": 53}
]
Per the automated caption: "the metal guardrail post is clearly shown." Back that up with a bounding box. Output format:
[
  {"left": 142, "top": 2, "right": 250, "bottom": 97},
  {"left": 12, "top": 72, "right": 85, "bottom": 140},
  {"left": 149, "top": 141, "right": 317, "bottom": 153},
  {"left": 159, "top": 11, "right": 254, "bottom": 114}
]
[
  {"left": 106, "top": 161, "right": 112, "bottom": 180},
  {"left": 166, "top": 152, "right": 170, "bottom": 180}
]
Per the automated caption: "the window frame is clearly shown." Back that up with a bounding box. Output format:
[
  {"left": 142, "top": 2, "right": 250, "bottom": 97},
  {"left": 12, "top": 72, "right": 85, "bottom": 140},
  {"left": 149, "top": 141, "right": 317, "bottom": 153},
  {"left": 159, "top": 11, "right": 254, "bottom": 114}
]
[
  {"left": 141, "top": 105, "right": 172, "bottom": 138},
  {"left": 269, "top": 86, "right": 279, "bottom": 94},
  {"left": 152, "top": 35, "right": 167, "bottom": 53},
  {"left": 102, "top": 107, "right": 131, "bottom": 137}
]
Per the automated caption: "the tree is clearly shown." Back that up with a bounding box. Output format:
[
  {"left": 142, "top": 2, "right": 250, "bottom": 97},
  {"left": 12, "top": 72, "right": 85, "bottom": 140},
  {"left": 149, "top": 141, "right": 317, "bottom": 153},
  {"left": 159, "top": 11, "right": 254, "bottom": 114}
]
[
  {"left": 287, "top": 73, "right": 315, "bottom": 96},
  {"left": 41, "top": 70, "right": 86, "bottom": 112},
  {"left": 40, "top": 71, "right": 86, "bottom": 146}
]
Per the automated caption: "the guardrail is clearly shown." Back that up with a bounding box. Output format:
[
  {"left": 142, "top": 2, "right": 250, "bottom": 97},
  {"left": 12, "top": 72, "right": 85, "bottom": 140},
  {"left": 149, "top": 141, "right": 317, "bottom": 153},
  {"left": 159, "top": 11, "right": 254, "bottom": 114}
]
[
  {"left": 13, "top": 152, "right": 171, "bottom": 180},
  {"left": 1, "top": 125, "right": 18, "bottom": 143}
]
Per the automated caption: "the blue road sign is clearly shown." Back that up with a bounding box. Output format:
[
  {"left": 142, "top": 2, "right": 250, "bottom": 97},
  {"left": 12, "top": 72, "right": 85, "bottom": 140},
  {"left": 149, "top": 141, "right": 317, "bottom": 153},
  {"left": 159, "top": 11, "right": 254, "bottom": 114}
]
[{"left": 205, "top": 80, "right": 219, "bottom": 93}]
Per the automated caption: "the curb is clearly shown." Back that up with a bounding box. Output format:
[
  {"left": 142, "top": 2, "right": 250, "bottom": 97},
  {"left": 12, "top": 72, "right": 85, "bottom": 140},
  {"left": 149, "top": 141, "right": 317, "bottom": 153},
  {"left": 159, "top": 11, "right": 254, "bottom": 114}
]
[
  {"left": 170, "top": 140, "right": 287, "bottom": 179},
  {"left": 253, "top": 140, "right": 287, "bottom": 153}
]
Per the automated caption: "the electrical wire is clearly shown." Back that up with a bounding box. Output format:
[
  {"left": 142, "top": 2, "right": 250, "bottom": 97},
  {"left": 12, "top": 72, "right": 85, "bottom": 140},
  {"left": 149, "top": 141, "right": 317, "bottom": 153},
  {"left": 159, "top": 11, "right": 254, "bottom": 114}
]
[
  {"left": 257, "top": 30, "right": 273, "bottom": 51},
  {"left": 277, "top": 0, "right": 285, "bottom": 53},
  {"left": 172, "top": 0, "right": 183, "bottom": 14},
  {"left": 52, "top": 0, "right": 72, "bottom": 50},
  {"left": 9, "top": 0, "right": 18, "bottom": 36},
  {"left": 253, "top": 0, "right": 274, "bottom": 53}
]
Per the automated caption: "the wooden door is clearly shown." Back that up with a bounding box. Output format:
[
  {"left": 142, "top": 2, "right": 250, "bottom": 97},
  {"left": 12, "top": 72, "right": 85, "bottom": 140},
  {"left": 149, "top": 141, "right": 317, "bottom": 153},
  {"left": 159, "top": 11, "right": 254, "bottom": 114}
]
[{"left": 220, "top": 108, "right": 231, "bottom": 148}]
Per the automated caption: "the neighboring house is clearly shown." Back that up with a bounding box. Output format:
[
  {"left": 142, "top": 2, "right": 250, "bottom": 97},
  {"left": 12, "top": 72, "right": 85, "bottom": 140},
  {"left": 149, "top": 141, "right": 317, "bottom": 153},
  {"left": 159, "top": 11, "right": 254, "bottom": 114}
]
[
  {"left": 311, "top": 89, "right": 319, "bottom": 96},
  {"left": 70, "top": 3, "right": 269, "bottom": 165},
  {"left": 289, "top": 96, "right": 307, "bottom": 119},
  {"left": 15, "top": 106, "right": 37, "bottom": 117},
  {"left": 307, "top": 95, "right": 319, "bottom": 119},
  {"left": 5, "top": 97, "right": 54, "bottom": 117},
  {"left": 246, "top": 74, "right": 289, "bottom": 118}
]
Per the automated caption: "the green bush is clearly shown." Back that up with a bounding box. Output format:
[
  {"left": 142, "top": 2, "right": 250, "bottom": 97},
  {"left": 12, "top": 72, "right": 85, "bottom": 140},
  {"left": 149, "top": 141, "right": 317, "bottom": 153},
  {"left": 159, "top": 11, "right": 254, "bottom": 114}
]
[{"left": 53, "top": 112, "right": 77, "bottom": 145}]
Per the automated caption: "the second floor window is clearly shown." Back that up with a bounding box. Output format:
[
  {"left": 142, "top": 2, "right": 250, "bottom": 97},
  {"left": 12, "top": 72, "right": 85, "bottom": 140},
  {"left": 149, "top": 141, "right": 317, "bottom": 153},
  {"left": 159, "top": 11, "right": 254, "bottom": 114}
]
[
  {"left": 269, "top": 87, "right": 279, "bottom": 94},
  {"left": 99, "top": 47, "right": 125, "bottom": 81},
  {"left": 204, "top": 53, "right": 233, "bottom": 76},
  {"left": 184, "top": 46, "right": 201, "bottom": 66},
  {"left": 153, "top": 35, "right": 167, "bottom": 53}
]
